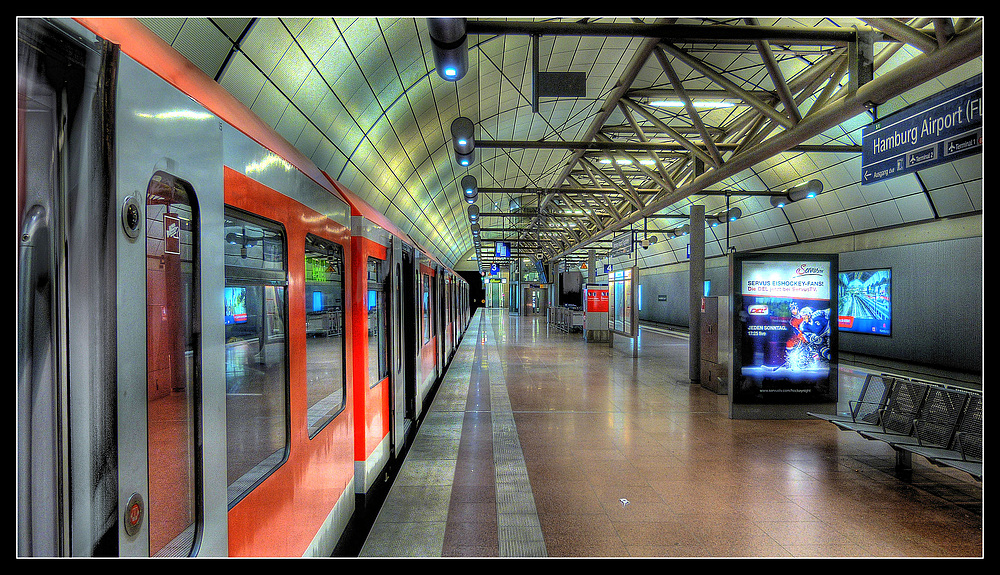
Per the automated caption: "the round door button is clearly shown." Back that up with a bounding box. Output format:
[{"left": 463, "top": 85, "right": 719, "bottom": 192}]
[{"left": 124, "top": 492, "right": 144, "bottom": 537}]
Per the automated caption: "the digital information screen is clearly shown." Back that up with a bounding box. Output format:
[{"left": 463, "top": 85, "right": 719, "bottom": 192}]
[
  {"left": 838, "top": 269, "right": 891, "bottom": 336},
  {"left": 733, "top": 254, "right": 838, "bottom": 405}
]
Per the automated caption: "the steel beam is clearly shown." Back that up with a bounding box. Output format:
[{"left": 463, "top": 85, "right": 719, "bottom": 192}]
[
  {"left": 548, "top": 22, "right": 982, "bottom": 260},
  {"left": 477, "top": 141, "right": 862, "bottom": 152},
  {"left": 466, "top": 20, "right": 862, "bottom": 46}
]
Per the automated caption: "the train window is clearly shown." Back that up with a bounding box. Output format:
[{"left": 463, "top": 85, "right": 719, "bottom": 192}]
[
  {"left": 304, "top": 234, "right": 346, "bottom": 437},
  {"left": 367, "top": 257, "right": 388, "bottom": 387},
  {"left": 145, "top": 172, "right": 201, "bottom": 556},
  {"left": 223, "top": 209, "right": 289, "bottom": 507}
]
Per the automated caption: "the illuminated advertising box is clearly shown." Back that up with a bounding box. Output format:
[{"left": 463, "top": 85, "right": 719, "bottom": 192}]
[
  {"left": 732, "top": 253, "right": 838, "bottom": 406},
  {"left": 838, "top": 269, "right": 891, "bottom": 336}
]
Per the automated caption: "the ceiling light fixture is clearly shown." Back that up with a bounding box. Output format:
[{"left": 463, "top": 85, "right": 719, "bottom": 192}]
[
  {"left": 711, "top": 207, "right": 742, "bottom": 226},
  {"left": 462, "top": 175, "right": 478, "bottom": 204},
  {"left": 451, "top": 116, "right": 476, "bottom": 167},
  {"left": 770, "top": 179, "right": 824, "bottom": 208},
  {"left": 427, "top": 18, "right": 468, "bottom": 82},
  {"left": 650, "top": 100, "right": 735, "bottom": 109}
]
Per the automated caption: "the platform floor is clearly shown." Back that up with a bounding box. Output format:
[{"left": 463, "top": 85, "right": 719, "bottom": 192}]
[{"left": 359, "top": 309, "right": 982, "bottom": 558}]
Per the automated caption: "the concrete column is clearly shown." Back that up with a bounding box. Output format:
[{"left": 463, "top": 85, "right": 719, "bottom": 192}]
[
  {"left": 689, "top": 205, "right": 704, "bottom": 385},
  {"left": 588, "top": 249, "right": 596, "bottom": 283}
]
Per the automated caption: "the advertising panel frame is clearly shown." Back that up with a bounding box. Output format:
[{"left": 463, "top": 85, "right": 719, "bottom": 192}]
[
  {"left": 837, "top": 267, "right": 892, "bottom": 336},
  {"left": 730, "top": 253, "right": 838, "bottom": 419},
  {"left": 608, "top": 266, "right": 637, "bottom": 337}
]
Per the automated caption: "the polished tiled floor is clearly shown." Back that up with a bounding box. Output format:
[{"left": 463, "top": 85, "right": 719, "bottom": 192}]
[{"left": 359, "top": 309, "right": 982, "bottom": 558}]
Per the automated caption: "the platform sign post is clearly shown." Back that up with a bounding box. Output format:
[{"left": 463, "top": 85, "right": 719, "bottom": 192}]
[
  {"left": 730, "top": 253, "right": 838, "bottom": 419},
  {"left": 861, "top": 74, "right": 982, "bottom": 185}
]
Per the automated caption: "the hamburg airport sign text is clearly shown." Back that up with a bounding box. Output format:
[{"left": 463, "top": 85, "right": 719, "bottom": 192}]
[{"left": 861, "top": 74, "right": 982, "bottom": 184}]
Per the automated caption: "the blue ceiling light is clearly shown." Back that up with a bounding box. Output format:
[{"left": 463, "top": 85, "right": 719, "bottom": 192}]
[
  {"left": 711, "top": 207, "right": 741, "bottom": 226},
  {"left": 427, "top": 18, "right": 469, "bottom": 82},
  {"left": 451, "top": 116, "right": 476, "bottom": 167},
  {"left": 770, "top": 179, "right": 824, "bottom": 208},
  {"left": 462, "top": 175, "right": 478, "bottom": 204}
]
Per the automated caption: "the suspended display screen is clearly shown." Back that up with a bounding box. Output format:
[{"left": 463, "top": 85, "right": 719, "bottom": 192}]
[{"left": 732, "top": 254, "right": 838, "bottom": 406}]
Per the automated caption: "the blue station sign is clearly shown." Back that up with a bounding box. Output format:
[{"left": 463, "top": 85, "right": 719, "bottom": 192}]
[{"left": 861, "top": 74, "right": 982, "bottom": 184}]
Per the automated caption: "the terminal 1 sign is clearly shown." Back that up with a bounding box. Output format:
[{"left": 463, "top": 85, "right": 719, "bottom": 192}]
[
  {"left": 861, "top": 74, "right": 982, "bottom": 184},
  {"left": 732, "top": 253, "right": 838, "bottom": 407}
]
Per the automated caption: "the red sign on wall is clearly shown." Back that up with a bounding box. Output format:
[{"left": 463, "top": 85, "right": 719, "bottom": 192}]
[{"left": 587, "top": 288, "right": 609, "bottom": 312}]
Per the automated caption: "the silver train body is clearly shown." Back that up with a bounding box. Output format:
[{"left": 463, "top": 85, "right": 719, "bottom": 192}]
[{"left": 17, "top": 17, "right": 470, "bottom": 557}]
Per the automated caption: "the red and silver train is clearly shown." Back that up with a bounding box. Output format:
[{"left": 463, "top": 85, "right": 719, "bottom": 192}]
[{"left": 17, "top": 17, "right": 470, "bottom": 557}]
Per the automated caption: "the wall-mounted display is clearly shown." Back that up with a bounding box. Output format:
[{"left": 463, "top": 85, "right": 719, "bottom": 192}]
[
  {"left": 838, "top": 269, "right": 892, "bottom": 336},
  {"left": 225, "top": 286, "right": 248, "bottom": 325}
]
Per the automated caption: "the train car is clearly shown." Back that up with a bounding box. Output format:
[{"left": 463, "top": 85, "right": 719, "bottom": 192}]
[
  {"left": 332, "top": 181, "right": 469, "bottom": 504},
  {"left": 16, "top": 17, "right": 468, "bottom": 558}
]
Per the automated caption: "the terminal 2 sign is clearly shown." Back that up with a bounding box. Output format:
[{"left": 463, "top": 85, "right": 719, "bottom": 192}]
[{"left": 861, "top": 74, "right": 981, "bottom": 184}]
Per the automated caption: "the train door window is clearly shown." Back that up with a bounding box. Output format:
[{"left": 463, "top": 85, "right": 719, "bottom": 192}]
[
  {"left": 145, "top": 172, "right": 201, "bottom": 555},
  {"left": 367, "top": 257, "right": 388, "bottom": 387},
  {"left": 421, "top": 274, "right": 431, "bottom": 344},
  {"left": 304, "top": 234, "right": 346, "bottom": 436},
  {"left": 223, "top": 209, "right": 289, "bottom": 507}
]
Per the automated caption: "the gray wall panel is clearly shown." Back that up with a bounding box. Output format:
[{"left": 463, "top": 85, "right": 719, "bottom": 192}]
[
  {"left": 635, "top": 236, "right": 981, "bottom": 375},
  {"left": 839, "top": 237, "right": 981, "bottom": 372}
]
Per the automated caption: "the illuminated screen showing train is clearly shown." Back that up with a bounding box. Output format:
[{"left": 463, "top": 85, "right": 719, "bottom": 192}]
[
  {"left": 225, "top": 286, "right": 248, "bottom": 325},
  {"left": 837, "top": 269, "right": 891, "bottom": 335}
]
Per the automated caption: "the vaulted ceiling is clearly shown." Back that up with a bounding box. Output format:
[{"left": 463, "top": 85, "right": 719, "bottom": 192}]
[{"left": 137, "top": 16, "right": 983, "bottom": 271}]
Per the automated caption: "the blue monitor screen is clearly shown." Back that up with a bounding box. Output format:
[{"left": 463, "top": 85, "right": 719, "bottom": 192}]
[
  {"left": 225, "top": 286, "right": 248, "bottom": 325},
  {"left": 838, "top": 269, "right": 891, "bottom": 336},
  {"left": 312, "top": 290, "right": 323, "bottom": 313}
]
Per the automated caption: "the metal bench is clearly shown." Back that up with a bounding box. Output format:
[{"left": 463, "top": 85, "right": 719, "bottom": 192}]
[
  {"left": 807, "top": 373, "right": 893, "bottom": 427},
  {"left": 831, "top": 378, "right": 928, "bottom": 437},
  {"left": 858, "top": 384, "right": 969, "bottom": 472},
  {"left": 900, "top": 393, "right": 982, "bottom": 480},
  {"left": 810, "top": 375, "right": 983, "bottom": 481}
]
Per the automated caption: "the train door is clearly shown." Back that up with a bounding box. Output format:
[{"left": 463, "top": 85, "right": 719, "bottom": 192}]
[
  {"left": 113, "top": 54, "right": 228, "bottom": 556},
  {"left": 445, "top": 276, "right": 454, "bottom": 357},
  {"left": 391, "top": 242, "right": 418, "bottom": 453},
  {"left": 436, "top": 270, "right": 446, "bottom": 375},
  {"left": 18, "top": 20, "right": 227, "bottom": 556},
  {"left": 18, "top": 18, "right": 117, "bottom": 556}
]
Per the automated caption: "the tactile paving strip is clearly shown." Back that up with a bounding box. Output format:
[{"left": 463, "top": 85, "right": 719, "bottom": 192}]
[{"left": 486, "top": 319, "right": 547, "bottom": 557}]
